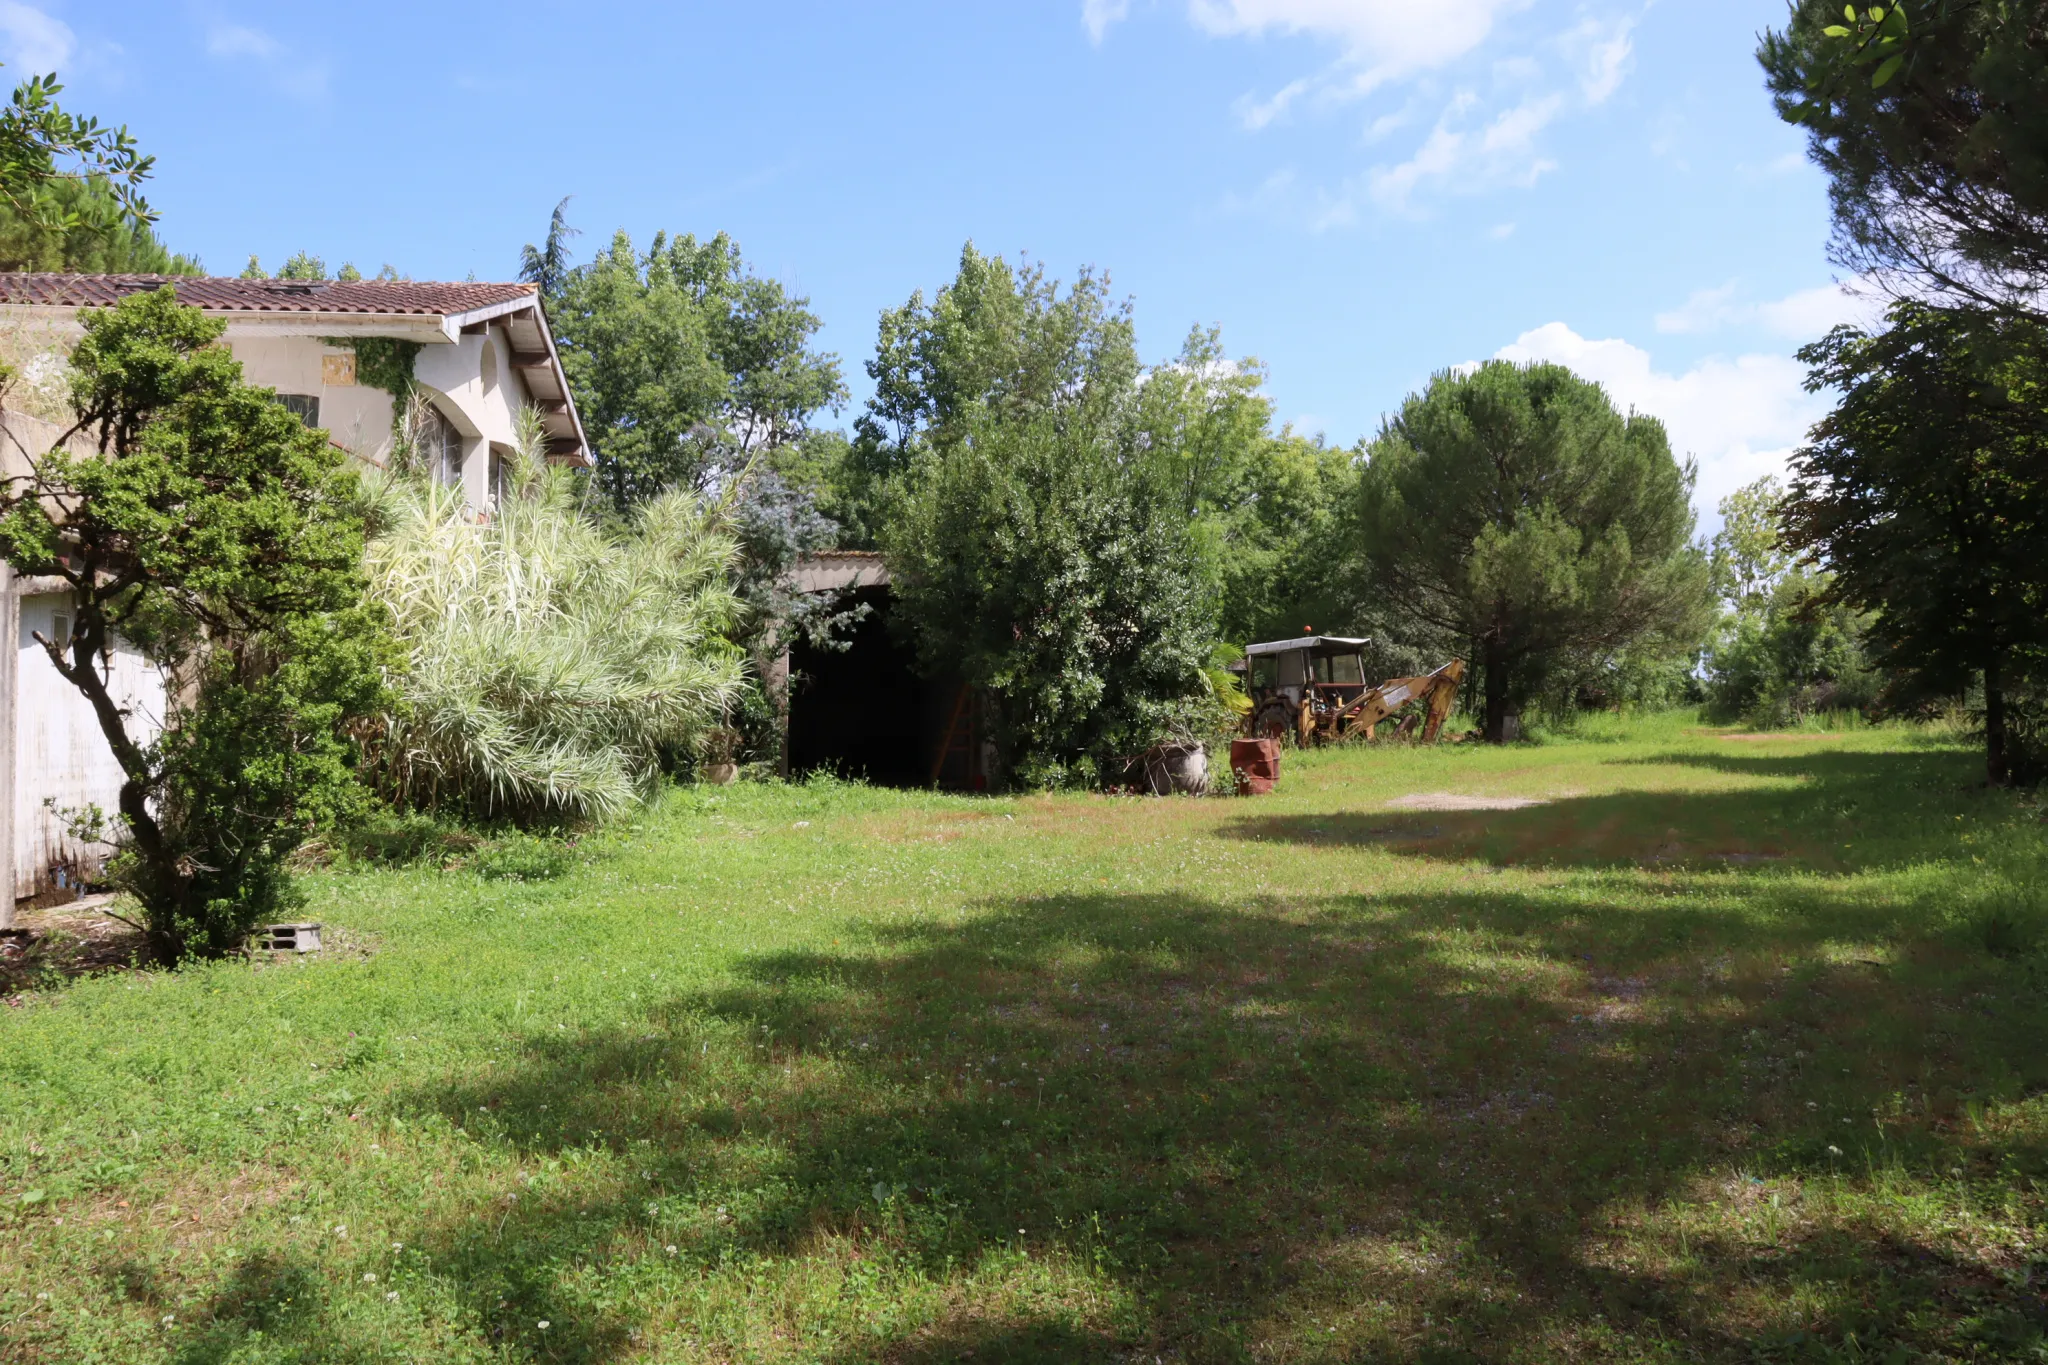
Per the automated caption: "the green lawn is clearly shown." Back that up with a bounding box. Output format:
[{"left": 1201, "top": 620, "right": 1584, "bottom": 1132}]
[{"left": 3, "top": 714, "right": 2045, "bottom": 1363}]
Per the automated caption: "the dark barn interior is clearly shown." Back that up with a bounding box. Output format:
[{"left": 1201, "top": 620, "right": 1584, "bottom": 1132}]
[{"left": 786, "top": 587, "right": 932, "bottom": 786}]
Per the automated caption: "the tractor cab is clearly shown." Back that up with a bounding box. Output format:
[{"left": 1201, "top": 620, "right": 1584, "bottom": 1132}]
[{"left": 1242, "top": 636, "right": 1371, "bottom": 744}]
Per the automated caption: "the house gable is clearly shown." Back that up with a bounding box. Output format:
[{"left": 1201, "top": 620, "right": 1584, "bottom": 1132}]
[{"left": 0, "top": 274, "right": 591, "bottom": 492}]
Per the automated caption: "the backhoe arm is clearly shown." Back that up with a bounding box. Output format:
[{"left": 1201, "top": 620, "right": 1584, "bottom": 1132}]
[{"left": 1334, "top": 659, "right": 1467, "bottom": 741}]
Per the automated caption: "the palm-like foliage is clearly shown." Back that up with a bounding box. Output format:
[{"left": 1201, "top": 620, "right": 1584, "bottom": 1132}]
[{"left": 361, "top": 414, "right": 744, "bottom": 821}]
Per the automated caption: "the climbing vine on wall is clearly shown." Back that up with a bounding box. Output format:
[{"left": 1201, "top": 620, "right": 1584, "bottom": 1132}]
[
  {"left": 324, "top": 336, "right": 423, "bottom": 457},
  {"left": 326, "top": 336, "right": 420, "bottom": 404}
]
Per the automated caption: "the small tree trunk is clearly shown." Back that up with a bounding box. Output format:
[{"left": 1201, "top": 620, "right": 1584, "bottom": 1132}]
[
  {"left": 1985, "top": 653, "right": 2010, "bottom": 787},
  {"left": 1484, "top": 639, "right": 1511, "bottom": 744},
  {"left": 49, "top": 610, "right": 184, "bottom": 962}
]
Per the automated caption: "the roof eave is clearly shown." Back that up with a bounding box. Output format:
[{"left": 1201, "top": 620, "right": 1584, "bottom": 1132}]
[{"left": 525, "top": 297, "right": 591, "bottom": 467}]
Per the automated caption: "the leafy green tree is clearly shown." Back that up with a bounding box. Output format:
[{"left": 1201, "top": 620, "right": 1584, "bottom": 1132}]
[
  {"left": 518, "top": 195, "right": 579, "bottom": 298},
  {"left": 864, "top": 250, "right": 1234, "bottom": 782},
  {"left": 885, "top": 408, "right": 1213, "bottom": 786},
  {"left": 848, "top": 252, "right": 1353, "bottom": 640},
  {"left": 1788, "top": 302, "right": 2048, "bottom": 782},
  {"left": 1711, "top": 475, "right": 1796, "bottom": 611},
  {"left": 0, "top": 175, "right": 197, "bottom": 273},
  {"left": 1701, "top": 475, "right": 1876, "bottom": 726},
  {"left": 546, "top": 228, "right": 845, "bottom": 509},
  {"left": 0, "top": 66, "right": 153, "bottom": 231},
  {"left": 1127, "top": 325, "right": 1372, "bottom": 647},
  {"left": 1131, "top": 324, "right": 1273, "bottom": 522},
  {"left": 1705, "top": 571, "right": 1878, "bottom": 724},
  {"left": 1761, "top": 1, "right": 2048, "bottom": 315},
  {"left": 276, "top": 251, "right": 327, "bottom": 281},
  {"left": 1214, "top": 429, "right": 1369, "bottom": 646},
  {"left": 235, "top": 253, "right": 374, "bottom": 283},
  {"left": 1358, "top": 361, "right": 1713, "bottom": 741},
  {"left": 844, "top": 242, "right": 1138, "bottom": 546},
  {"left": 0, "top": 288, "right": 385, "bottom": 963}
]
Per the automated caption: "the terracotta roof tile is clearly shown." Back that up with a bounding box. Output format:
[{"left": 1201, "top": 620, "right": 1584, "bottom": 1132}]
[{"left": 0, "top": 273, "right": 536, "bottom": 316}]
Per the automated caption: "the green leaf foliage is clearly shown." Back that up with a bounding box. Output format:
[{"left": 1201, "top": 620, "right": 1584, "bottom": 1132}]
[
  {"left": 852, "top": 244, "right": 1425, "bottom": 776},
  {"left": 0, "top": 175, "right": 197, "bottom": 274},
  {"left": 1760, "top": 1, "right": 2048, "bottom": 314},
  {"left": 1130, "top": 326, "right": 1381, "bottom": 649},
  {"left": 546, "top": 227, "right": 845, "bottom": 511},
  {"left": 1789, "top": 302, "right": 2048, "bottom": 782},
  {"left": 884, "top": 409, "right": 1215, "bottom": 788},
  {"left": 844, "top": 243, "right": 1139, "bottom": 547},
  {"left": 0, "top": 287, "right": 385, "bottom": 963},
  {"left": 1358, "top": 361, "right": 1712, "bottom": 741},
  {"left": 848, "top": 244, "right": 1381, "bottom": 648},
  {"left": 1213, "top": 427, "right": 1372, "bottom": 647},
  {"left": 1709, "top": 474, "right": 1797, "bottom": 612},
  {"left": 0, "top": 66, "right": 153, "bottom": 231}
]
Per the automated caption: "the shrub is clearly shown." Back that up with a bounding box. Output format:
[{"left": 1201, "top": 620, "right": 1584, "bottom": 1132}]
[
  {"left": 884, "top": 410, "right": 1215, "bottom": 785},
  {"left": 1704, "top": 570, "right": 1879, "bottom": 727}
]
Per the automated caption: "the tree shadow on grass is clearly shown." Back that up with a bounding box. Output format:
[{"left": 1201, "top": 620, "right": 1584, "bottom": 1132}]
[
  {"left": 162, "top": 1252, "right": 328, "bottom": 1365},
  {"left": 368, "top": 859, "right": 2047, "bottom": 1361},
  {"left": 1222, "top": 743, "right": 2014, "bottom": 874}
]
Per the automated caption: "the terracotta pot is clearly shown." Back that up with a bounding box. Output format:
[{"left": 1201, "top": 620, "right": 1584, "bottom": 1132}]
[{"left": 704, "top": 763, "right": 738, "bottom": 786}]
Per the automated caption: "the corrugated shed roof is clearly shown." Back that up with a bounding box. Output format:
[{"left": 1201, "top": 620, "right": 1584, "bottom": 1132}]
[{"left": 0, "top": 273, "right": 537, "bottom": 316}]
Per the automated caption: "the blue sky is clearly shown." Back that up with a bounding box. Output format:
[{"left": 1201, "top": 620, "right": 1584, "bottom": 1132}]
[{"left": 12, "top": 0, "right": 1869, "bottom": 523}]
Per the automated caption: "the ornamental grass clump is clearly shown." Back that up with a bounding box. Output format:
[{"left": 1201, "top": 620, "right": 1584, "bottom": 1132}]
[{"left": 361, "top": 413, "right": 745, "bottom": 822}]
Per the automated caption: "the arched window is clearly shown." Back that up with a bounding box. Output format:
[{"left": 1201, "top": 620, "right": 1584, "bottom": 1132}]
[{"left": 416, "top": 402, "right": 463, "bottom": 488}]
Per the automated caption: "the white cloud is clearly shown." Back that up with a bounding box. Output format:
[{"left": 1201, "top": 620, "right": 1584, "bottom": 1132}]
[
  {"left": 205, "top": 23, "right": 279, "bottom": 60},
  {"left": 1083, "top": 0, "right": 1131, "bottom": 44},
  {"left": 0, "top": 1, "right": 74, "bottom": 75},
  {"left": 1565, "top": 14, "right": 1633, "bottom": 103},
  {"left": 1489, "top": 221, "right": 1515, "bottom": 239},
  {"left": 1187, "top": 0, "right": 1519, "bottom": 94},
  {"left": 1368, "top": 90, "right": 1561, "bottom": 211},
  {"left": 1235, "top": 76, "right": 1311, "bottom": 129},
  {"left": 1363, "top": 104, "right": 1413, "bottom": 141},
  {"left": 203, "top": 18, "right": 326, "bottom": 99},
  {"left": 1655, "top": 277, "right": 1883, "bottom": 340},
  {"left": 1494, "top": 322, "right": 1831, "bottom": 518},
  {"left": 1146, "top": 0, "right": 1642, "bottom": 223},
  {"left": 1221, "top": 165, "right": 1372, "bottom": 232}
]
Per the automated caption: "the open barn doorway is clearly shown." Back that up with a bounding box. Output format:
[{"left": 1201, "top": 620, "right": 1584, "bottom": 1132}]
[{"left": 786, "top": 585, "right": 931, "bottom": 786}]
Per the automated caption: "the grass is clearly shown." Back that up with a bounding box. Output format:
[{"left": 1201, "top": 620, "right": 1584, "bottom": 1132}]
[{"left": 1, "top": 712, "right": 2044, "bottom": 1363}]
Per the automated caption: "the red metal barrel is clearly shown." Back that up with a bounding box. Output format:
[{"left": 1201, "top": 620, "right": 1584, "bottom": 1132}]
[{"left": 1229, "top": 738, "right": 1281, "bottom": 795}]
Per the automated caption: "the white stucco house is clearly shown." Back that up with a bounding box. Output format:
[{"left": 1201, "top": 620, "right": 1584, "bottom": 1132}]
[{"left": 0, "top": 273, "right": 591, "bottom": 917}]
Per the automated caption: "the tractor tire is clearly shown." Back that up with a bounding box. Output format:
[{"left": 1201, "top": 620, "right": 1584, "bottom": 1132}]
[{"left": 1249, "top": 700, "right": 1295, "bottom": 744}]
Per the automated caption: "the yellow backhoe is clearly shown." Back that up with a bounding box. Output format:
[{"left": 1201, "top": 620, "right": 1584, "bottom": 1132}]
[{"left": 1239, "top": 637, "right": 1466, "bottom": 748}]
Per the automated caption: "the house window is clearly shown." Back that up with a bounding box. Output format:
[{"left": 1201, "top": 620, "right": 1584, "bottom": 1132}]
[
  {"left": 50, "top": 611, "right": 70, "bottom": 648},
  {"left": 275, "top": 393, "right": 321, "bottom": 428},
  {"left": 417, "top": 403, "right": 464, "bottom": 488},
  {"left": 487, "top": 445, "right": 512, "bottom": 507}
]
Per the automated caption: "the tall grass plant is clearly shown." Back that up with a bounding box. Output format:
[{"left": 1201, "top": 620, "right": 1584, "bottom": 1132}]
[{"left": 360, "top": 412, "right": 745, "bottom": 822}]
